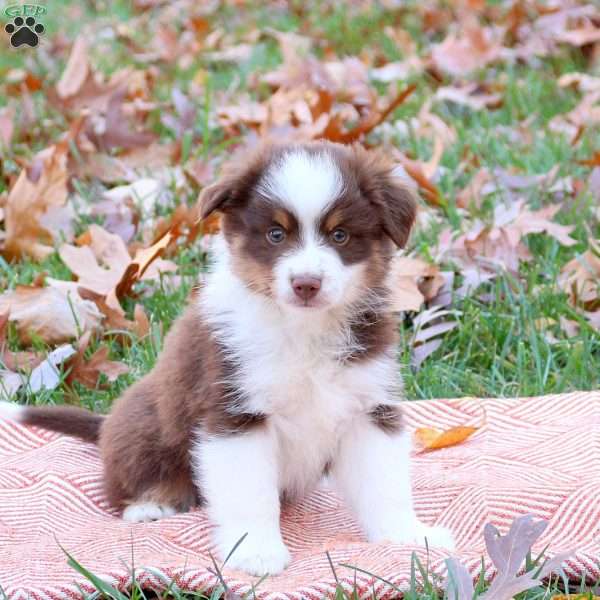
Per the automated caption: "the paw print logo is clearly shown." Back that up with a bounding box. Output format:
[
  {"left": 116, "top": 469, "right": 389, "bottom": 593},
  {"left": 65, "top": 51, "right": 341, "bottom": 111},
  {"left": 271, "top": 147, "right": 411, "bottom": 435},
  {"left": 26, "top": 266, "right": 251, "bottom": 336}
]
[{"left": 5, "top": 15, "right": 44, "bottom": 48}]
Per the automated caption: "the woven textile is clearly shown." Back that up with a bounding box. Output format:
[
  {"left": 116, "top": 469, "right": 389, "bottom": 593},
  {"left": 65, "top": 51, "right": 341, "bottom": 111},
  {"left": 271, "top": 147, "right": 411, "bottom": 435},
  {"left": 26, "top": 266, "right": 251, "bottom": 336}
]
[{"left": 1, "top": 392, "right": 599, "bottom": 599}]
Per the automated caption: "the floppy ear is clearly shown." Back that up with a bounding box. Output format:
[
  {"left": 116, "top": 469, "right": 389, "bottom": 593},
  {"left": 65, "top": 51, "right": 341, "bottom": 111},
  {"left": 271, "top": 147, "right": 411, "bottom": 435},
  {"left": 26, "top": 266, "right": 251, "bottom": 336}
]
[
  {"left": 198, "top": 179, "right": 234, "bottom": 220},
  {"left": 373, "top": 172, "right": 417, "bottom": 248}
]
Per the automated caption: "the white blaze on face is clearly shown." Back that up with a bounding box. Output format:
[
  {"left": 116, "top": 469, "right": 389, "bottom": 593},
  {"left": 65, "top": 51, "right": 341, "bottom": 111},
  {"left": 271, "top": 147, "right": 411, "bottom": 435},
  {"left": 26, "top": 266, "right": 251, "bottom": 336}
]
[{"left": 257, "top": 149, "right": 364, "bottom": 310}]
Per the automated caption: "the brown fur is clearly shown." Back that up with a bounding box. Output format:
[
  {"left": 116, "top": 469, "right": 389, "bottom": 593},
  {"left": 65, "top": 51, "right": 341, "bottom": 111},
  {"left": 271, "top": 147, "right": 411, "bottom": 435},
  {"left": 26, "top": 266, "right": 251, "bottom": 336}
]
[
  {"left": 20, "top": 406, "right": 104, "bottom": 443},
  {"left": 100, "top": 305, "right": 265, "bottom": 509}
]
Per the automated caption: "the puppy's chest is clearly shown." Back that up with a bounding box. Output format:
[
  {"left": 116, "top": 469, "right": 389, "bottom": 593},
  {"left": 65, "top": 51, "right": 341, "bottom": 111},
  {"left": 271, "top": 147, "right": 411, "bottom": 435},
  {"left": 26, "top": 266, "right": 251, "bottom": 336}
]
[
  {"left": 239, "top": 338, "right": 381, "bottom": 420},
  {"left": 234, "top": 333, "right": 392, "bottom": 459}
]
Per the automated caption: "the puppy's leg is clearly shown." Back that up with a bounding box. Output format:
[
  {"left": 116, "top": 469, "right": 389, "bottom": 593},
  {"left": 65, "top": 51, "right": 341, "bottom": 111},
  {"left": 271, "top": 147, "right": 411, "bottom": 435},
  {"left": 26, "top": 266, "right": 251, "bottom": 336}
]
[
  {"left": 332, "top": 416, "right": 455, "bottom": 549},
  {"left": 193, "top": 429, "right": 290, "bottom": 576}
]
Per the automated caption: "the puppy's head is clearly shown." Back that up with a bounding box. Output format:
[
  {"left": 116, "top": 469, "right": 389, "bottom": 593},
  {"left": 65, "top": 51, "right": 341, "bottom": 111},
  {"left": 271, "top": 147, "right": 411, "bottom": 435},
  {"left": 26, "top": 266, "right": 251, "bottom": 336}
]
[{"left": 200, "top": 142, "right": 416, "bottom": 312}]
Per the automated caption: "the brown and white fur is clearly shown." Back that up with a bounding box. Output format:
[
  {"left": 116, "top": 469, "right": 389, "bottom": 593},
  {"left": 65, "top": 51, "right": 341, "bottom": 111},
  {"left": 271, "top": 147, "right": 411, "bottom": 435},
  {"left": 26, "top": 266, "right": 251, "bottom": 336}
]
[{"left": 0, "top": 141, "right": 454, "bottom": 575}]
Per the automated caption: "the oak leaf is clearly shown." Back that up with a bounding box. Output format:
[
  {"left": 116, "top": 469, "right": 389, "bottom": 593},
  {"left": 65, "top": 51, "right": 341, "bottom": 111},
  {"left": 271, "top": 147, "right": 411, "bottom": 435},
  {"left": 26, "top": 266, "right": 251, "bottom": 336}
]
[
  {"left": 388, "top": 257, "right": 445, "bottom": 312},
  {"left": 3, "top": 142, "right": 69, "bottom": 260},
  {"left": 57, "top": 225, "right": 176, "bottom": 315},
  {"left": 65, "top": 332, "right": 128, "bottom": 390},
  {"left": 0, "top": 286, "right": 102, "bottom": 345}
]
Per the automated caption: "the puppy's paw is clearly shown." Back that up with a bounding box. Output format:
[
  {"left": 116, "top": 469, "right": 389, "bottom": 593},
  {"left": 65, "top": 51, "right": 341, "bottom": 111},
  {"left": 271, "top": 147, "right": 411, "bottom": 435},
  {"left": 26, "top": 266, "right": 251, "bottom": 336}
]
[
  {"left": 220, "top": 534, "right": 291, "bottom": 576},
  {"left": 123, "top": 502, "right": 176, "bottom": 523}
]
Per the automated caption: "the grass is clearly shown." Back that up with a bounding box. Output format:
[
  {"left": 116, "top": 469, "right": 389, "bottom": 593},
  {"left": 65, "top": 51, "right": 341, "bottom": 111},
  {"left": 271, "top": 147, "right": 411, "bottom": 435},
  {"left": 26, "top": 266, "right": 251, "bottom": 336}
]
[{"left": 1, "top": 0, "right": 599, "bottom": 598}]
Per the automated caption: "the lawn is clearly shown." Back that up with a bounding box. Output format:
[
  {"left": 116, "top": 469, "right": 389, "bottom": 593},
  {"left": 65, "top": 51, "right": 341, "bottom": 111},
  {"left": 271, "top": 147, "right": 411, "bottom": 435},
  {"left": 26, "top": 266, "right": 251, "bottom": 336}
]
[{"left": 1, "top": 0, "right": 599, "bottom": 598}]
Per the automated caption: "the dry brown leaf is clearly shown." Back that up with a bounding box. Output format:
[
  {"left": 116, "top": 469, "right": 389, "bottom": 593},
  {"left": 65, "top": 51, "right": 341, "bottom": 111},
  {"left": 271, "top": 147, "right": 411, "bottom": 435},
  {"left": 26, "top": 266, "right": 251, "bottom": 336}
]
[
  {"left": 559, "top": 238, "right": 600, "bottom": 310},
  {"left": 558, "top": 72, "right": 600, "bottom": 93},
  {"left": 0, "top": 286, "right": 102, "bottom": 345},
  {"left": 3, "top": 142, "right": 69, "bottom": 260},
  {"left": 411, "top": 305, "right": 459, "bottom": 368},
  {"left": 52, "top": 35, "right": 132, "bottom": 114},
  {"left": 555, "top": 25, "right": 600, "bottom": 46},
  {"left": 0, "top": 105, "right": 15, "bottom": 148},
  {"left": 435, "top": 84, "right": 503, "bottom": 111},
  {"left": 65, "top": 331, "right": 128, "bottom": 389},
  {"left": 59, "top": 225, "right": 176, "bottom": 315},
  {"left": 395, "top": 155, "right": 442, "bottom": 206},
  {"left": 85, "top": 87, "right": 156, "bottom": 152},
  {"left": 431, "top": 23, "right": 502, "bottom": 77},
  {"left": 1, "top": 344, "right": 76, "bottom": 398},
  {"left": 553, "top": 596, "right": 600, "bottom": 600},
  {"left": 414, "top": 425, "right": 479, "bottom": 451},
  {"left": 387, "top": 257, "right": 445, "bottom": 312},
  {"left": 117, "top": 229, "right": 176, "bottom": 298},
  {"left": 322, "top": 84, "right": 416, "bottom": 144},
  {"left": 456, "top": 169, "right": 491, "bottom": 209},
  {"left": 0, "top": 312, "right": 41, "bottom": 372},
  {"left": 448, "top": 201, "right": 576, "bottom": 273},
  {"left": 56, "top": 36, "right": 89, "bottom": 99},
  {"left": 132, "top": 304, "right": 150, "bottom": 338}
]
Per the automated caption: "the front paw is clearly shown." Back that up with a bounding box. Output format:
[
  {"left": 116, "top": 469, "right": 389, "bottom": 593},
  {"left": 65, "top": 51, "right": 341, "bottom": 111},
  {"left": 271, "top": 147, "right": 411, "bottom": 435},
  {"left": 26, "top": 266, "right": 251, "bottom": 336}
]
[{"left": 217, "top": 532, "right": 291, "bottom": 576}]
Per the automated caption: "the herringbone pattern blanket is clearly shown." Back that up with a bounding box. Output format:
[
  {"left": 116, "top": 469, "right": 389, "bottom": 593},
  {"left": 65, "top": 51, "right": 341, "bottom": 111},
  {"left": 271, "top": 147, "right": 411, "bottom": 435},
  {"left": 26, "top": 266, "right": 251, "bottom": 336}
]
[{"left": 1, "top": 392, "right": 599, "bottom": 599}]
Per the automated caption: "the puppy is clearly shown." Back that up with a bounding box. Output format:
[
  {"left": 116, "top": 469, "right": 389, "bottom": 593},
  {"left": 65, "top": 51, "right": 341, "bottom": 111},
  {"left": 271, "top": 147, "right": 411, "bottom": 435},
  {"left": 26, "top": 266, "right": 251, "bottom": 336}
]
[{"left": 0, "top": 141, "right": 454, "bottom": 575}]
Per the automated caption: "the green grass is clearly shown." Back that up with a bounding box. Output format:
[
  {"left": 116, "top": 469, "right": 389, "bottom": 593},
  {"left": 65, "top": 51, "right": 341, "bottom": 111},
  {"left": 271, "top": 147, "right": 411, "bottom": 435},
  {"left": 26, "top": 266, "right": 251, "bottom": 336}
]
[{"left": 1, "top": 0, "right": 600, "bottom": 597}]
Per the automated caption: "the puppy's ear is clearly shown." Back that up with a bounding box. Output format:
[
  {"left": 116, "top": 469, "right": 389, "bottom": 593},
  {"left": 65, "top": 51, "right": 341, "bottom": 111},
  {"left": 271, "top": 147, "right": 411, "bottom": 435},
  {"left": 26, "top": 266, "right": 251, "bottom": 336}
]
[
  {"left": 380, "top": 173, "right": 417, "bottom": 248},
  {"left": 198, "top": 143, "right": 276, "bottom": 220},
  {"left": 198, "top": 179, "right": 234, "bottom": 220},
  {"left": 351, "top": 145, "right": 417, "bottom": 248},
  {"left": 373, "top": 172, "right": 417, "bottom": 248}
]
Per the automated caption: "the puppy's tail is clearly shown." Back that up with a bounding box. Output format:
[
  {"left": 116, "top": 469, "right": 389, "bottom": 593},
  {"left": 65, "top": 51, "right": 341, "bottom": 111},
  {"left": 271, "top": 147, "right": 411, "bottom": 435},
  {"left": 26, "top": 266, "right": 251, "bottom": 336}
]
[{"left": 0, "top": 401, "right": 104, "bottom": 443}]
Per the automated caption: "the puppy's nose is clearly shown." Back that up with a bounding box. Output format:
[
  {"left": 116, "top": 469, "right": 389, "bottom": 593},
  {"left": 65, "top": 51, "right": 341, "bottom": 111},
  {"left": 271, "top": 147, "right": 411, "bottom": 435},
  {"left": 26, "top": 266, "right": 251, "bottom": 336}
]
[{"left": 291, "top": 276, "right": 322, "bottom": 301}]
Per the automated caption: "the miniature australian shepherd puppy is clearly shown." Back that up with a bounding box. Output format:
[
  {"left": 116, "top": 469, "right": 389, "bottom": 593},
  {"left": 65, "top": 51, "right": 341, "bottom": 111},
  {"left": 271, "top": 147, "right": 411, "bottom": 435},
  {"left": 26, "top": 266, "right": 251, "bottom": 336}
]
[{"left": 0, "top": 141, "right": 454, "bottom": 575}]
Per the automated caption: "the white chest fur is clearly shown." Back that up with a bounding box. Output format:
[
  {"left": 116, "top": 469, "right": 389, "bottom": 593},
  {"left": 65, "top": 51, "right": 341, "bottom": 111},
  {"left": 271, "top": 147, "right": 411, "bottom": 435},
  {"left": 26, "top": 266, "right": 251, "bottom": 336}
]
[{"left": 199, "top": 257, "right": 400, "bottom": 497}]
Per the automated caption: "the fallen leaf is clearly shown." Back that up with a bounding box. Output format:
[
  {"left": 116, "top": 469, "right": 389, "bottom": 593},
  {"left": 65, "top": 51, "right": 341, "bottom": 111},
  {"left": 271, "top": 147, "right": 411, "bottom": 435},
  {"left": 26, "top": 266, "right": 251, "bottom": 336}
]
[
  {"left": 65, "top": 331, "right": 128, "bottom": 389},
  {"left": 414, "top": 425, "right": 479, "bottom": 451},
  {"left": 3, "top": 142, "right": 69, "bottom": 260},
  {"left": 388, "top": 257, "right": 445, "bottom": 312},
  {"left": 28, "top": 345, "right": 76, "bottom": 393},
  {"left": 0, "top": 105, "right": 15, "bottom": 148},
  {"left": 322, "top": 84, "right": 416, "bottom": 143},
  {"left": 0, "top": 311, "right": 40, "bottom": 371},
  {"left": 559, "top": 239, "right": 600, "bottom": 310},
  {"left": 52, "top": 35, "right": 132, "bottom": 113},
  {"left": 56, "top": 36, "right": 89, "bottom": 99},
  {"left": 444, "top": 515, "right": 569, "bottom": 600},
  {"left": 395, "top": 154, "right": 442, "bottom": 206},
  {"left": 431, "top": 22, "right": 502, "bottom": 77},
  {"left": 0, "top": 369, "right": 22, "bottom": 399},
  {"left": 0, "top": 286, "right": 102, "bottom": 345},
  {"left": 58, "top": 225, "right": 176, "bottom": 315},
  {"left": 445, "top": 556, "right": 475, "bottom": 600},
  {"left": 447, "top": 201, "right": 576, "bottom": 274},
  {"left": 411, "top": 306, "right": 459, "bottom": 368},
  {"left": 85, "top": 87, "right": 156, "bottom": 152},
  {"left": 435, "top": 84, "right": 503, "bottom": 111},
  {"left": 481, "top": 515, "right": 569, "bottom": 600}
]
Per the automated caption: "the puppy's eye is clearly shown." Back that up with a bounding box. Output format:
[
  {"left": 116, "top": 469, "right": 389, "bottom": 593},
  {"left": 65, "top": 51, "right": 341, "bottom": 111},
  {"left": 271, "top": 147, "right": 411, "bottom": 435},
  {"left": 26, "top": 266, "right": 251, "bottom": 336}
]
[
  {"left": 267, "top": 226, "right": 286, "bottom": 244},
  {"left": 330, "top": 228, "right": 349, "bottom": 245}
]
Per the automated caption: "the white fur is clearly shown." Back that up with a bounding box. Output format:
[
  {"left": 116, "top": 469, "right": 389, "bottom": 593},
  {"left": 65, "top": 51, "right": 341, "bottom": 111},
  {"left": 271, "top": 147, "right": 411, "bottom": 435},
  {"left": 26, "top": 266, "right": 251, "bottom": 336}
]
[
  {"left": 123, "top": 502, "right": 176, "bottom": 523},
  {"left": 258, "top": 150, "right": 356, "bottom": 310},
  {"left": 332, "top": 424, "right": 455, "bottom": 548},
  {"left": 193, "top": 431, "right": 290, "bottom": 575},
  {"left": 257, "top": 149, "right": 344, "bottom": 225},
  {"left": 192, "top": 250, "right": 454, "bottom": 575},
  {"left": 0, "top": 401, "right": 24, "bottom": 421}
]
